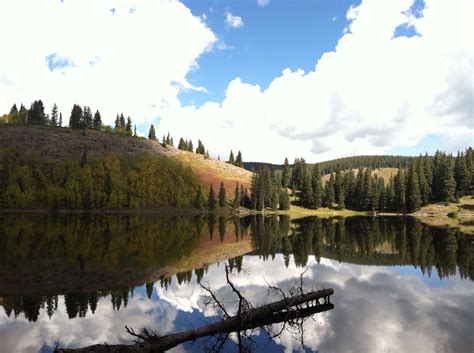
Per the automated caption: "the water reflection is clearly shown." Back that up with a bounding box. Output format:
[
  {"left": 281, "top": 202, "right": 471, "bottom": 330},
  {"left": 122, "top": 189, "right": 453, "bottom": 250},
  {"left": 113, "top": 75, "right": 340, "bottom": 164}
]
[{"left": 0, "top": 214, "right": 473, "bottom": 352}]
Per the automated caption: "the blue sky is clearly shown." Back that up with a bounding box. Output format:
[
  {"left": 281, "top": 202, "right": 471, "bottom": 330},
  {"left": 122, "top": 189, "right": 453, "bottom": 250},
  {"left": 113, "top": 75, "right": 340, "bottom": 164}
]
[{"left": 180, "top": 0, "right": 357, "bottom": 106}]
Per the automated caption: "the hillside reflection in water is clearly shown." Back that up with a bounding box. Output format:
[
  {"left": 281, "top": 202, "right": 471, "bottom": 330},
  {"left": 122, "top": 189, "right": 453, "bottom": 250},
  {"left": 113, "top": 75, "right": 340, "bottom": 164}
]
[{"left": 0, "top": 214, "right": 472, "bottom": 352}]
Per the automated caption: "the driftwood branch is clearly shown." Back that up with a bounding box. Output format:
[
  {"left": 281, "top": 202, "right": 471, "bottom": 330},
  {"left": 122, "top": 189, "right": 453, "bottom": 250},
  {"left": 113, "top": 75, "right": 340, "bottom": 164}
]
[
  {"left": 55, "top": 264, "right": 334, "bottom": 353},
  {"left": 55, "top": 288, "right": 334, "bottom": 353}
]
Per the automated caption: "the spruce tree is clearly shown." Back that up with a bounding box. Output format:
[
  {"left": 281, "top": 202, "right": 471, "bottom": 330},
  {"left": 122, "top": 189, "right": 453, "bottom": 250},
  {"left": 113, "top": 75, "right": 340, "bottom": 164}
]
[
  {"left": 302, "top": 175, "right": 314, "bottom": 208},
  {"left": 417, "top": 157, "right": 430, "bottom": 205},
  {"left": 279, "top": 189, "right": 290, "bottom": 210},
  {"left": 208, "top": 184, "right": 216, "bottom": 210},
  {"left": 281, "top": 157, "right": 291, "bottom": 188},
  {"left": 455, "top": 152, "right": 470, "bottom": 197},
  {"left": 218, "top": 182, "right": 227, "bottom": 208},
  {"left": 233, "top": 182, "right": 241, "bottom": 209},
  {"left": 93, "top": 110, "right": 102, "bottom": 130},
  {"left": 406, "top": 161, "right": 421, "bottom": 212},
  {"left": 323, "top": 173, "right": 335, "bottom": 207},
  {"left": 178, "top": 138, "right": 186, "bottom": 150},
  {"left": 194, "top": 186, "right": 205, "bottom": 209},
  {"left": 148, "top": 125, "right": 157, "bottom": 140},
  {"left": 59, "top": 112, "right": 63, "bottom": 127},
  {"left": 394, "top": 168, "right": 406, "bottom": 213},
  {"left": 228, "top": 150, "right": 235, "bottom": 165},
  {"left": 126, "top": 117, "right": 133, "bottom": 136},
  {"left": 235, "top": 151, "right": 243, "bottom": 167},
  {"left": 69, "top": 104, "right": 83, "bottom": 129},
  {"left": 119, "top": 114, "right": 126, "bottom": 129},
  {"left": 188, "top": 139, "right": 194, "bottom": 152},
  {"left": 311, "top": 164, "right": 323, "bottom": 208},
  {"left": 27, "top": 100, "right": 46, "bottom": 125},
  {"left": 9, "top": 104, "right": 18, "bottom": 114},
  {"left": 51, "top": 103, "right": 58, "bottom": 127}
]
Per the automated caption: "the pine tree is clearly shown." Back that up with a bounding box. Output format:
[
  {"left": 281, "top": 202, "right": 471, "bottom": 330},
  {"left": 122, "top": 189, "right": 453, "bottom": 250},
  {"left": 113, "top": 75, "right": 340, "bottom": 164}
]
[
  {"left": 235, "top": 151, "right": 243, "bottom": 167},
  {"left": 218, "top": 182, "right": 227, "bottom": 208},
  {"left": 455, "top": 152, "right": 470, "bottom": 197},
  {"left": 119, "top": 114, "right": 126, "bottom": 129},
  {"left": 194, "top": 186, "right": 205, "bottom": 209},
  {"left": 394, "top": 168, "right": 406, "bottom": 213},
  {"left": 27, "top": 100, "right": 47, "bottom": 125},
  {"left": 311, "top": 164, "right": 322, "bottom": 208},
  {"left": 126, "top": 117, "right": 133, "bottom": 136},
  {"left": 417, "top": 157, "right": 430, "bottom": 205},
  {"left": 178, "top": 138, "right": 186, "bottom": 150},
  {"left": 233, "top": 182, "right": 241, "bottom": 208},
  {"left": 281, "top": 157, "right": 291, "bottom": 188},
  {"left": 279, "top": 188, "right": 290, "bottom": 210},
  {"left": 323, "top": 173, "right": 335, "bottom": 207},
  {"left": 51, "top": 103, "right": 58, "bottom": 127},
  {"left": 166, "top": 133, "right": 171, "bottom": 145},
  {"left": 228, "top": 150, "right": 235, "bottom": 164},
  {"left": 188, "top": 139, "right": 194, "bottom": 152},
  {"left": 302, "top": 174, "right": 314, "bottom": 208},
  {"left": 93, "top": 110, "right": 102, "bottom": 130},
  {"left": 208, "top": 184, "right": 216, "bottom": 210},
  {"left": 406, "top": 161, "right": 421, "bottom": 212},
  {"left": 148, "top": 125, "right": 157, "bottom": 140},
  {"left": 69, "top": 104, "right": 83, "bottom": 129},
  {"left": 9, "top": 104, "right": 18, "bottom": 114},
  {"left": 83, "top": 106, "right": 92, "bottom": 128}
]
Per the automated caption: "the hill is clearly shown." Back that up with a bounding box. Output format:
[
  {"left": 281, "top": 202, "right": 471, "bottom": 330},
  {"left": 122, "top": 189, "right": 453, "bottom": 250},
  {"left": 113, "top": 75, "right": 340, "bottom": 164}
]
[
  {"left": 244, "top": 155, "right": 415, "bottom": 174},
  {"left": 0, "top": 125, "right": 251, "bottom": 209}
]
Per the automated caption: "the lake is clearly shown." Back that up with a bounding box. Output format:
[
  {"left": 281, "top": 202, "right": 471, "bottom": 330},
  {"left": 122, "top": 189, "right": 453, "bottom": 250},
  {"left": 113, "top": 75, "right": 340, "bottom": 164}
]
[{"left": 0, "top": 214, "right": 473, "bottom": 352}]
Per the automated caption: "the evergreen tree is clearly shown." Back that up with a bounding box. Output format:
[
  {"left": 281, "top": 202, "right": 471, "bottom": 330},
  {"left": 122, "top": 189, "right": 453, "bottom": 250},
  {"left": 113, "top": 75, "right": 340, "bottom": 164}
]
[
  {"left": 166, "top": 132, "right": 171, "bottom": 145},
  {"left": 208, "top": 184, "right": 216, "bottom": 210},
  {"left": 406, "top": 161, "right": 421, "bottom": 212},
  {"left": 455, "top": 152, "right": 470, "bottom": 196},
  {"left": 69, "top": 104, "right": 83, "bottom": 129},
  {"left": 83, "top": 106, "right": 92, "bottom": 128},
  {"left": 302, "top": 174, "right": 314, "bottom": 208},
  {"left": 148, "top": 125, "right": 157, "bottom": 140},
  {"left": 279, "top": 188, "right": 290, "bottom": 210},
  {"left": 417, "top": 157, "right": 430, "bottom": 205},
  {"left": 394, "top": 168, "right": 406, "bottom": 213},
  {"left": 235, "top": 151, "right": 243, "bottom": 167},
  {"left": 323, "top": 173, "right": 335, "bottom": 207},
  {"left": 187, "top": 139, "right": 194, "bottom": 152},
  {"left": 51, "top": 103, "right": 58, "bottom": 127},
  {"left": 311, "top": 164, "right": 323, "bottom": 208},
  {"left": 119, "top": 114, "right": 126, "bottom": 129},
  {"left": 178, "top": 138, "right": 186, "bottom": 150},
  {"left": 93, "top": 110, "right": 102, "bottom": 130},
  {"left": 59, "top": 112, "right": 63, "bottom": 127},
  {"left": 9, "top": 104, "right": 18, "bottom": 114},
  {"left": 27, "top": 100, "right": 47, "bottom": 125},
  {"left": 228, "top": 150, "right": 235, "bottom": 164},
  {"left": 196, "top": 140, "right": 205, "bottom": 155},
  {"left": 134, "top": 125, "right": 137, "bottom": 137},
  {"left": 218, "top": 182, "right": 227, "bottom": 208},
  {"left": 233, "top": 182, "right": 241, "bottom": 209},
  {"left": 126, "top": 117, "right": 133, "bottom": 136},
  {"left": 281, "top": 157, "right": 291, "bottom": 188},
  {"left": 194, "top": 186, "right": 205, "bottom": 210},
  {"left": 114, "top": 115, "right": 120, "bottom": 130}
]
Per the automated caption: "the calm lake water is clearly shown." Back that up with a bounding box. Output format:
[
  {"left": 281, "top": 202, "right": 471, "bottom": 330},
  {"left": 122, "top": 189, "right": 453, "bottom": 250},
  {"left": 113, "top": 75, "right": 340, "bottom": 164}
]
[{"left": 0, "top": 214, "right": 473, "bottom": 352}]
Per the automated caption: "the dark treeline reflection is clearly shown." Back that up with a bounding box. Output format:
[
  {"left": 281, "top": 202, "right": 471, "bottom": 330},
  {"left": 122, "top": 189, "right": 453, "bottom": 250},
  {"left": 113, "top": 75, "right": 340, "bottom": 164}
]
[
  {"left": 251, "top": 216, "right": 474, "bottom": 281},
  {"left": 0, "top": 214, "right": 472, "bottom": 323}
]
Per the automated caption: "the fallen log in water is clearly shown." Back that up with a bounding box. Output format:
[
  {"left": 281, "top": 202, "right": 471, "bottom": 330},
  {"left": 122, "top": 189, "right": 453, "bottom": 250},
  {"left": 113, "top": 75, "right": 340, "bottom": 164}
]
[{"left": 55, "top": 288, "right": 334, "bottom": 353}]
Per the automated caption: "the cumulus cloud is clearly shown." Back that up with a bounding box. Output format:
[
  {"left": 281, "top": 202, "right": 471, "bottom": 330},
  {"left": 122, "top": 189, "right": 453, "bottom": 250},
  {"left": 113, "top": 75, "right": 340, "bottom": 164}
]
[
  {"left": 0, "top": 0, "right": 216, "bottom": 125},
  {"left": 225, "top": 11, "right": 244, "bottom": 29},
  {"left": 159, "top": 0, "right": 473, "bottom": 163}
]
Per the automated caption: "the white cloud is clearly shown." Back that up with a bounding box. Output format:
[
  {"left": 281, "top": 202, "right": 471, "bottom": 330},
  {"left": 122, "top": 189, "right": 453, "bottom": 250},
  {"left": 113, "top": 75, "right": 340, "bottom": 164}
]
[
  {"left": 257, "top": 0, "right": 269, "bottom": 8},
  {"left": 0, "top": 0, "right": 216, "bottom": 125},
  {"left": 159, "top": 0, "right": 473, "bottom": 163},
  {"left": 225, "top": 11, "right": 244, "bottom": 29}
]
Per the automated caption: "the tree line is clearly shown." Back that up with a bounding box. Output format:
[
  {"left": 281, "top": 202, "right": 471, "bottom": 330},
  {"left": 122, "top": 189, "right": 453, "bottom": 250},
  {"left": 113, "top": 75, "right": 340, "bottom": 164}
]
[{"left": 250, "top": 149, "right": 473, "bottom": 213}]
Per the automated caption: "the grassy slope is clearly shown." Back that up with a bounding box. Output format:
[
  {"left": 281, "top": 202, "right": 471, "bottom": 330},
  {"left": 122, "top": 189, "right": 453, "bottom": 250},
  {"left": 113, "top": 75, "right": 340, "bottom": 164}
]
[
  {"left": 321, "top": 167, "right": 398, "bottom": 184},
  {"left": 414, "top": 196, "right": 474, "bottom": 234},
  {"left": 0, "top": 125, "right": 252, "bottom": 193}
]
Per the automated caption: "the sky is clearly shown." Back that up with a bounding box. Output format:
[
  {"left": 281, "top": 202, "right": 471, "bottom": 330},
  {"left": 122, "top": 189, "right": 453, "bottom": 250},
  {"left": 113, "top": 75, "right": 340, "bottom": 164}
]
[{"left": 0, "top": 0, "right": 472, "bottom": 163}]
